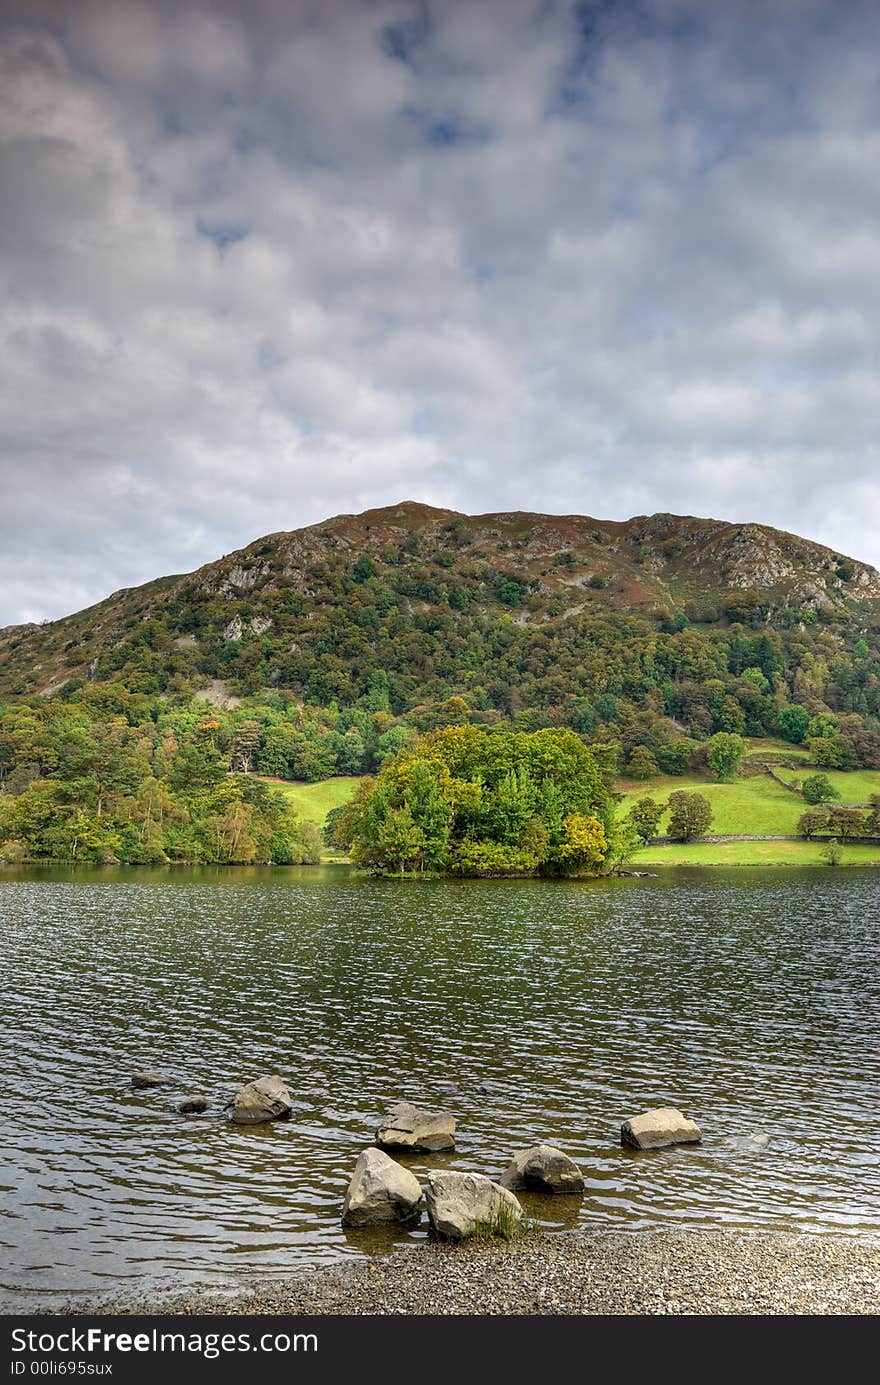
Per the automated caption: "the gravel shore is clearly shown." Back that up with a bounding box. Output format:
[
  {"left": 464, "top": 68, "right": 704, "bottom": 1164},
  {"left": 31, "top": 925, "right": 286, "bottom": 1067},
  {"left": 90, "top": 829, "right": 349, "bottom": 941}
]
[{"left": 70, "top": 1228, "right": 880, "bottom": 1317}]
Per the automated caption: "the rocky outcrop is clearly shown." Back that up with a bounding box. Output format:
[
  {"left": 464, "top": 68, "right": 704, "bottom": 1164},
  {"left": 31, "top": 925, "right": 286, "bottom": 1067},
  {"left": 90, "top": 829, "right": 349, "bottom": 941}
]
[
  {"left": 178, "top": 1097, "right": 209, "bottom": 1114},
  {"left": 341, "top": 1149, "right": 423, "bottom": 1227},
  {"left": 228, "top": 1074, "right": 292, "bottom": 1124},
  {"left": 376, "top": 1101, "right": 456, "bottom": 1152},
  {"left": 621, "top": 1107, "right": 702, "bottom": 1150},
  {"left": 131, "top": 1072, "right": 174, "bottom": 1089},
  {"left": 425, "top": 1171, "right": 524, "bottom": 1241},
  {"left": 500, "top": 1144, "right": 585, "bottom": 1194}
]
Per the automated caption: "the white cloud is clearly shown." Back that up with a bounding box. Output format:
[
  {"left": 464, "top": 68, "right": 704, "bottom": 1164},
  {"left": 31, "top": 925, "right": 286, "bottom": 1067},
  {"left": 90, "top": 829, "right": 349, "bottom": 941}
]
[{"left": 0, "top": 0, "right": 878, "bottom": 625}]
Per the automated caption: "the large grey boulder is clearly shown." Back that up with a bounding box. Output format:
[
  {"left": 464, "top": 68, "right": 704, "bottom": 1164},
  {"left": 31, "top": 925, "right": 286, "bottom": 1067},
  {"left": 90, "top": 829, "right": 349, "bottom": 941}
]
[
  {"left": 376, "top": 1101, "right": 456, "bottom": 1152},
  {"left": 500, "top": 1144, "right": 585, "bottom": 1195},
  {"left": 341, "top": 1149, "right": 423, "bottom": 1227},
  {"left": 229, "top": 1074, "right": 293, "bottom": 1124},
  {"left": 621, "top": 1107, "right": 702, "bottom": 1150},
  {"left": 425, "top": 1170, "right": 524, "bottom": 1241}
]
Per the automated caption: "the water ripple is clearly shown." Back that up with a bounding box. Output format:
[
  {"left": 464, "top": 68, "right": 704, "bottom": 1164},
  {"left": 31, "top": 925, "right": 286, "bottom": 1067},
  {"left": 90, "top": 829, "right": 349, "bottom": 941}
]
[{"left": 1, "top": 864, "right": 878, "bottom": 1308}]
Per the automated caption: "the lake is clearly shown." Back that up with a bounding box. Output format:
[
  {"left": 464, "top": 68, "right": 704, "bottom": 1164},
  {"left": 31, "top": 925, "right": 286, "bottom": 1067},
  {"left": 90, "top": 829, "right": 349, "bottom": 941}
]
[{"left": 1, "top": 864, "right": 878, "bottom": 1310}]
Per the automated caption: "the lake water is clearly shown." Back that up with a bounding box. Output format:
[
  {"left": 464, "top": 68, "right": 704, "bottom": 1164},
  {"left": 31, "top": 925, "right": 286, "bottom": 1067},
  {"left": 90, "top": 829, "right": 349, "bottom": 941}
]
[{"left": 1, "top": 864, "right": 878, "bottom": 1309}]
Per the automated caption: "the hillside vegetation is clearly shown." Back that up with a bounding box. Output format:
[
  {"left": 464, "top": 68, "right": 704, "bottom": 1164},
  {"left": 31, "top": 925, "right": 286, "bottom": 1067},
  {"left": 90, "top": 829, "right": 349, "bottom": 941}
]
[{"left": 1, "top": 503, "right": 880, "bottom": 867}]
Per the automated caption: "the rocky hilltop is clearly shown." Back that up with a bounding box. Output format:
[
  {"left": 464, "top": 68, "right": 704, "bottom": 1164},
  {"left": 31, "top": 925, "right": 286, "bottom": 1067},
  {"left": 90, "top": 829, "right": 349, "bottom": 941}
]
[{"left": 1, "top": 502, "right": 878, "bottom": 705}]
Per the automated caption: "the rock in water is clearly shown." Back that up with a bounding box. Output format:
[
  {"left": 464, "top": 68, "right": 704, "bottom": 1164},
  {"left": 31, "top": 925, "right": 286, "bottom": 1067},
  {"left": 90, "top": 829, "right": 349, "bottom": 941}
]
[
  {"left": 229, "top": 1074, "right": 293, "bottom": 1124},
  {"left": 726, "top": 1132, "right": 770, "bottom": 1151},
  {"left": 425, "top": 1170, "right": 524, "bottom": 1241},
  {"left": 376, "top": 1101, "right": 456, "bottom": 1152},
  {"left": 341, "top": 1149, "right": 423, "bottom": 1227},
  {"left": 621, "top": 1107, "right": 702, "bottom": 1150},
  {"left": 500, "top": 1144, "right": 585, "bottom": 1194},
  {"left": 178, "top": 1097, "right": 209, "bottom": 1115},
  {"left": 131, "top": 1072, "right": 173, "bottom": 1089}
]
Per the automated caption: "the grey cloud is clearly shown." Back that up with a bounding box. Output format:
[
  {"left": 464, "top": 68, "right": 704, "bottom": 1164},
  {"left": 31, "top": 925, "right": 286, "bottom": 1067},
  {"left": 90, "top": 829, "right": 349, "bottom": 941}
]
[{"left": 0, "top": 0, "right": 878, "bottom": 626}]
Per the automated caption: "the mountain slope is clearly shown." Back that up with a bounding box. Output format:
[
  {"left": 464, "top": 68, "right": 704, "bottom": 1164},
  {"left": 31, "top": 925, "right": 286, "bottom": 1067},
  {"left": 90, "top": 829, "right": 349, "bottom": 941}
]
[{"left": 1, "top": 502, "right": 879, "bottom": 715}]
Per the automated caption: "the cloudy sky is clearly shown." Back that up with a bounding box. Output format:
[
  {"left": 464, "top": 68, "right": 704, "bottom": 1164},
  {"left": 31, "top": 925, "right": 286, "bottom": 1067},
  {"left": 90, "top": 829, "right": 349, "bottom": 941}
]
[{"left": 1, "top": 0, "right": 879, "bottom": 625}]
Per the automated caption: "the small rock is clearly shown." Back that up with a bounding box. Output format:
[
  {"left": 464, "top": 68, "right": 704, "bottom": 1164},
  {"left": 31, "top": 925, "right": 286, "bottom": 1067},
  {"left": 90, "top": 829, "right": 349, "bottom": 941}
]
[
  {"left": 621, "top": 1107, "right": 702, "bottom": 1150},
  {"left": 178, "top": 1097, "right": 209, "bottom": 1115},
  {"left": 376, "top": 1101, "right": 456, "bottom": 1152},
  {"left": 726, "top": 1132, "right": 770, "bottom": 1151},
  {"left": 341, "top": 1149, "right": 423, "bottom": 1227},
  {"left": 131, "top": 1072, "right": 173, "bottom": 1089},
  {"left": 500, "top": 1144, "right": 585, "bottom": 1194},
  {"left": 229, "top": 1074, "right": 292, "bottom": 1124},
  {"left": 425, "top": 1170, "right": 525, "bottom": 1241}
]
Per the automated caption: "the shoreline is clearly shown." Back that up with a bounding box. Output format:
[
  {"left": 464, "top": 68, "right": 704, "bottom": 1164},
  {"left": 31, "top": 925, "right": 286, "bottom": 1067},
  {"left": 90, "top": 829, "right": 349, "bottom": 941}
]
[
  {"left": 3, "top": 852, "right": 880, "bottom": 872},
  {"left": 50, "top": 1227, "right": 880, "bottom": 1317}
]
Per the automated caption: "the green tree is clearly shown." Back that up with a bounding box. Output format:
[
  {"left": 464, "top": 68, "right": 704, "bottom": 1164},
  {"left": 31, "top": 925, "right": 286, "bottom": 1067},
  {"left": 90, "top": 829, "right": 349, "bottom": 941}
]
[
  {"left": 807, "top": 713, "right": 839, "bottom": 740},
  {"left": 777, "top": 704, "right": 809, "bottom": 743},
  {"left": 801, "top": 773, "right": 838, "bottom": 805},
  {"left": 797, "top": 809, "right": 829, "bottom": 839},
  {"left": 627, "top": 797, "right": 665, "bottom": 844},
  {"left": 666, "top": 790, "right": 713, "bottom": 841},
  {"left": 826, "top": 806, "right": 866, "bottom": 841},
  {"left": 706, "top": 732, "right": 746, "bottom": 781},
  {"left": 656, "top": 739, "right": 697, "bottom": 775},
  {"left": 625, "top": 745, "right": 659, "bottom": 779},
  {"left": 374, "top": 805, "right": 426, "bottom": 874},
  {"left": 552, "top": 813, "right": 608, "bottom": 873},
  {"left": 718, "top": 695, "right": 746, "bottom": 734}
]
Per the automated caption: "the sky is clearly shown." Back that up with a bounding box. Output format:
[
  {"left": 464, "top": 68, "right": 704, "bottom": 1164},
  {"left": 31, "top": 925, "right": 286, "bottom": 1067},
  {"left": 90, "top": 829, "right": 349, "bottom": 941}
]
[{"left": 1, "top": 0, "right": 879, "bottom": 626}]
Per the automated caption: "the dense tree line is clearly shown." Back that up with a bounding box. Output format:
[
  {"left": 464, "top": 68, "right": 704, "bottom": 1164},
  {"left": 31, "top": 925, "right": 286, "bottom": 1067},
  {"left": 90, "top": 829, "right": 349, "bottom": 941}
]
[
  {"left": 332, "top": 726, "right": 621, "bottom": 876},
  {"left": 0, "top": 690, "right": 321, "bottom": 864},
  {"left": 798, "top": 797, "right": 880, "bottom": 842}
]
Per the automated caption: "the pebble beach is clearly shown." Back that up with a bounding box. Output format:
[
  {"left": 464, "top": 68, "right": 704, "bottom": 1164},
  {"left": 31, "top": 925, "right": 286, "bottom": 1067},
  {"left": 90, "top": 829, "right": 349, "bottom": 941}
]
[{"left": 68, "top": 1228, "right": 880, "bottom": 1317}]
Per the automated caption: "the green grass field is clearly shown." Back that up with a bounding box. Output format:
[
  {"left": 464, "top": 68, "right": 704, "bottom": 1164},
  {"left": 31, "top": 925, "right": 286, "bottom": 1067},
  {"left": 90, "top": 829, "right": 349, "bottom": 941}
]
[
  {"left": 616, "top": 771, "right": 807, "bottom": 835},
  {"left": 740, "top": 737, "right": 813, "bottom": 762},
  {"left": 770, "top": 767, "right": 880, "bottom": 802},
  {"left": 633, "top": 839, "right": 880, "bottom": 866},
  {"left": 258, "top": 776, "right": 362, "bottom": 827},
  {"left": 616, "top": 756, "right": 879, "bottom": 864}
]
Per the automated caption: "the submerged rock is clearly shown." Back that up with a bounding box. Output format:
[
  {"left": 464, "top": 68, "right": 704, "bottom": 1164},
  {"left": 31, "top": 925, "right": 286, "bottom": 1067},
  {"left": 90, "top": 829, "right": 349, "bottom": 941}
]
[
  {"left": 131, "top": 1072, "right": 174, "bottom": 1089},
  {"left": 726, "top": 1133, "right": 771, "bottom": 1151},
  {"left": 621, "top": 1107, "right": 702, "bottom": 1150},
  {"left": 341, "top": 1149, "right": 423, "bottom": 1227},
  {"left": 178, "top": 1097, "right": 209, "bottom": 1115},
  {"left": 229, "top": 1074, "right": 293, "bottom": 1124},
  {"left": 376, "top": 1101, "right": 456, "bottom": 1152},
  {"left": 500, "top": 1144, "right": 585, "bottom": 1194},
  {"left": 425, "top": 1170, "right": 525, "bottom": 1241}
]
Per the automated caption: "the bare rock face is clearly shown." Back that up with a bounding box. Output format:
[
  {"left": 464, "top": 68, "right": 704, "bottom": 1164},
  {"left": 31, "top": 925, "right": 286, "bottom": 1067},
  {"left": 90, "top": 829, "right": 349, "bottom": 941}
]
[
  {"left": 425, "top": 1170, "right": 525, "bottom": 1241},
  {"left": 341, "top": 1149, "right": 423, "bottom": 1227},
  {"left": 376, "top": 1101, "right": 456, "bottom": 1152},
  {"left": 500, "top": 1144, "right": 585, "bottom": 1195},
  {"left": 621, "top": 1107, "right": 702, "bottom": 1150},
  {"left": 131, "top": 1072, "right": 174, "bottom": 1089},
  {"left": 229, "top": 1074, "right": 293, "bottom": 1124}
]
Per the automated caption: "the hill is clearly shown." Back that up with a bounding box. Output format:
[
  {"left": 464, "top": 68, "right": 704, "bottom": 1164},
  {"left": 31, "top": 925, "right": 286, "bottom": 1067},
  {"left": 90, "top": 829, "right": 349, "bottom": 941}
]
[
  {"left": 2, "top": 502, "right": 880, "bottom": 866},
  {"left": 1, "top": 503, "right": 879, "bottom": 732}
]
